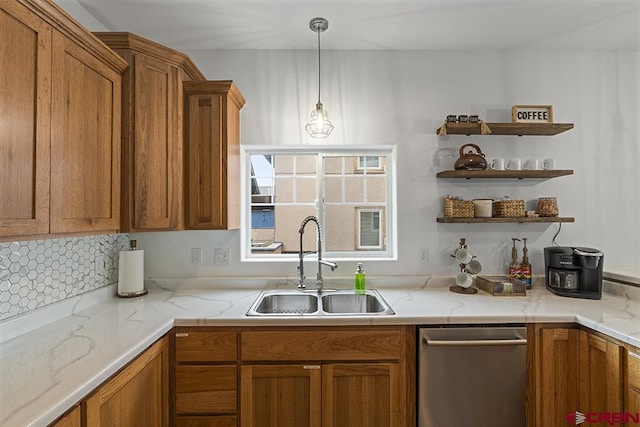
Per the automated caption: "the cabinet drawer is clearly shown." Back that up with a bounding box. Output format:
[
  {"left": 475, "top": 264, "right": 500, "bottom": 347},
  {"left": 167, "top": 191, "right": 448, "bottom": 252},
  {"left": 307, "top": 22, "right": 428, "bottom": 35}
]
[
  {"left": 240, "top": 327, "right": 405, "bottom": 361},
  {"left": 629, "top": 349, "right": 640, "bottom": 388},
  {"left": 175, "top": 330, "right": 237, "bottom": 362},
  {"left": 176, "top": 365, "right": 237, "bottom": 414},
  {"left": 176, "top": 415, "right": 237, "bottom": 427}
]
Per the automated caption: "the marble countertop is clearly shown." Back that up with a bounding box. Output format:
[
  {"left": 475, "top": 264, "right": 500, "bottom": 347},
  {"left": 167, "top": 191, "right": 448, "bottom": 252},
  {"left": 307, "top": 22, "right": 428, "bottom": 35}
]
[
  {"left": 605, "top": 264, "right": 640, "bottom": 285},
  {"left": 2, "top": 279, "right": 640, "bottom": 427}
]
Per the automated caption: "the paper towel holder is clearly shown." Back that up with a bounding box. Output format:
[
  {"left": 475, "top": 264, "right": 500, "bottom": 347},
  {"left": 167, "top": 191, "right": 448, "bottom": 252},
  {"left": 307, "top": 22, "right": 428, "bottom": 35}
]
[{"left": 117, "top": 239, "right": 148, "bottom": 298}]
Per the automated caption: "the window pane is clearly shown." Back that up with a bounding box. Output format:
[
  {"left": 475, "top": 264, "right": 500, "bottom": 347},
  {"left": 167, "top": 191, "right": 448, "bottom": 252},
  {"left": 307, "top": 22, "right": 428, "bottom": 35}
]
[
  {"left": 360, "top": 211, "right": 380, "bottom": 246},
  {"left": 367, "top": 176, "right": 386, "bottom": 203},
  {"left": 246, "top": 149, "right": 394, "bottom": 259},
  {"left": 324, "top": 205, "right": 354, "bottom": 251},
  {"left": 344, "top": 176, "right": 364, "bottom": 203}
]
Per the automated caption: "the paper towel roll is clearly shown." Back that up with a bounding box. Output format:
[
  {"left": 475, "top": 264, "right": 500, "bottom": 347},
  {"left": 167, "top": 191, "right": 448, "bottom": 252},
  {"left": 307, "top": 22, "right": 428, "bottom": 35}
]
[{"left": 117, "top": 249, "right": 147, "bottom": 297}]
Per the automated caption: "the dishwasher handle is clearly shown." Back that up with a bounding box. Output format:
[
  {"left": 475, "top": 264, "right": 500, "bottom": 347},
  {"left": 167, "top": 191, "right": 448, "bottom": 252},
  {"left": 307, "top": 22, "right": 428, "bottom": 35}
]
[{"left": 423, "top": 337, "right": 527, "bottom": 347}]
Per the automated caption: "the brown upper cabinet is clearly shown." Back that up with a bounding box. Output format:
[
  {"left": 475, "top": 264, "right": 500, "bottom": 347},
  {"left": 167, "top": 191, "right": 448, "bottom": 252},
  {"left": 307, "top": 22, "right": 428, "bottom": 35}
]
[
  {"left": 0, "top": 0, "right": 127, "bottom": 239},
  {"left": 183, "top": 81, "right": 246, "bottom": 230},
  {"left": 94, "top": 32, "right": 206, "bottom": 232}
]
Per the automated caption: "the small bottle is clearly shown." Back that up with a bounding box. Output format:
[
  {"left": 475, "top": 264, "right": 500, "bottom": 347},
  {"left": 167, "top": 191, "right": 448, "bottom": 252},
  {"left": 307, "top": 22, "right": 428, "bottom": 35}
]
[
  {"left": 355, "top": 263, "right": 366, "bottom": 294},
  {"left": 508, "top": 238, "right": 521, "bottom": 280},
  {"left": 520, "top": 237, "right": 532, "bottom": 289}
]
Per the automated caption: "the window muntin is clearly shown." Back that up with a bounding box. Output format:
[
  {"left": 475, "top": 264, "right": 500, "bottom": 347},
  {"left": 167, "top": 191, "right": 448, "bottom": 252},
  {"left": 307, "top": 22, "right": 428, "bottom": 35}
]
[{"left": 242, "top": 147, "right": 396, "bottom": 261}]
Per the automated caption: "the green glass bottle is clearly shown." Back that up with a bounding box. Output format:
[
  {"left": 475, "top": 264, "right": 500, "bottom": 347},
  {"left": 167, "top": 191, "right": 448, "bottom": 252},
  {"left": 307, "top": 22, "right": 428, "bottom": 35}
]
[{"left": 355, "top": 263, "right": 365, "bottom": 294}]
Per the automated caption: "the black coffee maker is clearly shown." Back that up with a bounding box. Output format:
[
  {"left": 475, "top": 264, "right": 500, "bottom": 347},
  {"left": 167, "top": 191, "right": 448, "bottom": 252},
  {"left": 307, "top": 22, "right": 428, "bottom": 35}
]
[{"left": 544, "top": 246, "right": 604, "bottom": 300}]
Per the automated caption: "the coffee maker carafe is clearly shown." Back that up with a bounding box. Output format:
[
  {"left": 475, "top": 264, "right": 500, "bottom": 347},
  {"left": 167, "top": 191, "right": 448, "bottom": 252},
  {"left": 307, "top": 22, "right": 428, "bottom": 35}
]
[{"left": 544, "top": 246, "right": 604, "bottom": 300}]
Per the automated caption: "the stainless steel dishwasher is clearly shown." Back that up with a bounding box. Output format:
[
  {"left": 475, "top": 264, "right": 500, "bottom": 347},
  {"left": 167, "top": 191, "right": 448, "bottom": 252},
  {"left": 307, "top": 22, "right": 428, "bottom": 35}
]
[{"left": 418, "top": 325, "right": 527, "bottom": 427}]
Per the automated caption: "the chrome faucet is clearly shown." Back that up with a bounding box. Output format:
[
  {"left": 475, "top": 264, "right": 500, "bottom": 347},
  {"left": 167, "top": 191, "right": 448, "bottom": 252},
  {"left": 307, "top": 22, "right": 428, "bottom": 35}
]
[{"left": 298, "top": 215, "right": 338, "bottom": 292}]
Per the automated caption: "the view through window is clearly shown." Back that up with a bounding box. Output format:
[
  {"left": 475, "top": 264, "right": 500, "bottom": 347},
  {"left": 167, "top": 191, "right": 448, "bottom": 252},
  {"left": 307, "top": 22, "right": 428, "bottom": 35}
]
[{"left": 243, "top": 147, "right": 396, "bottom": 260}]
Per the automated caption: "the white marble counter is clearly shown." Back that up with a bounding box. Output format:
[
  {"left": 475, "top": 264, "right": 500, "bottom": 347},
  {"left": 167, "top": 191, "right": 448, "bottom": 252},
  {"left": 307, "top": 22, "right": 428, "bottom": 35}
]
[
  {"left": 605, "top": 264, "right": 640, "bottom": 285},
  {"left": 1, "top": 279, "right": 640, "bottom": 427}
]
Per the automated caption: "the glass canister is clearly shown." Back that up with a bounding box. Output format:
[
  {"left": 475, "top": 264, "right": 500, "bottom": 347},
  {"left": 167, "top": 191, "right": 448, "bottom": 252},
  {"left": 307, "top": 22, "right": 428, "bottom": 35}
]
[{"left": 537, "top": 197, "right": 559, "bottom": 217}]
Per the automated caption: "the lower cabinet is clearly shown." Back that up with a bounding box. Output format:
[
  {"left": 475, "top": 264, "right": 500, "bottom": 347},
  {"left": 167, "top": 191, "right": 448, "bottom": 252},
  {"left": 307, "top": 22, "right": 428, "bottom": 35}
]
[
  {"left": 240, "top": 362, "right": 402, "bottom": 427},
  {"left": 628, "top": 347, "right": 640, "bottom": 416},
  {"left": 240, "top": 364, "right": 321, "bottom": 427},
  {"left": 173, "top": 328, "right": 239, "bottom": 426},
  {"left": 530, "top": 326, "right": 629, "bottom": 427},
  {"left": 172, "top": 326, "right": 415, "bottom": 427},
  {"left": 83, "top": 336, "right": 169, "bottom": 426},
  {"left": 578, "top": 330, "right": 624, "bottom": 417},
  {"left": 240, "top": 326, "right": 413, "bottom": 427}
]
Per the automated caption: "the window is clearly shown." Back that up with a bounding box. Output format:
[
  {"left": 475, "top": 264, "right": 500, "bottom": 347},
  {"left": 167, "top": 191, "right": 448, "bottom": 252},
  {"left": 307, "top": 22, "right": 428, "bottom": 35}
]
[
  {"left": 241, "top": 146, "right": 397, "bottom": 261},
  {"left": 357, "top": 156, "right": 382, "bottom": 171},
  {"left": 356, "top": 208, "right": 383, "bottom": 249}
]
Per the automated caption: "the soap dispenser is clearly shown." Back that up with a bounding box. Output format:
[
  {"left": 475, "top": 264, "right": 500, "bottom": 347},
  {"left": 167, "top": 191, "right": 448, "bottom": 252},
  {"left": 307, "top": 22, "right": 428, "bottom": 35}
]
[
  {"left": 520, "top": 238, "right": 532, "bottom": 289},
  {"left": 508, "top": 238, "right": 521, "bottom": 280},
  {"left": 355, "top": 263, "right": 366, "bottom": 294}
]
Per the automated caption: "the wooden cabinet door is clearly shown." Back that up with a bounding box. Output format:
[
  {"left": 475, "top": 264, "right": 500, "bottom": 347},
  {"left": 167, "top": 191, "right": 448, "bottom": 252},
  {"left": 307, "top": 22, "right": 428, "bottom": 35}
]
[
  {"left": 129, "top": 53, "right": 181, "bottom": 231},
  {"left": 323, "top": 363, "right": 405, "bottom": 427},
  {"left": 578, "top": 330, "right": 624, "bottom": 422},
  {"left": 50, "top": 405, "right": 81, "bottom": 427},
  {"left": 628, "top": 349, "right": 640, "bottom": 417},
  {"left": 0, "top": 2, "right": 51, "bottom": 236},
  {"left": 50, "top": 33, "right": 121, "bottom": 234},
  {"left": 84, "top": 336, "right": 168, "bottom": 426},
  {"left": 184, "top": 81, "right": 245, "bottom": 230},
  {"left": 537, "top": 328, "right": 579, "bottom": 427},
  {"left": 240, "top": 364, "right": 321, "bottom": 427}
]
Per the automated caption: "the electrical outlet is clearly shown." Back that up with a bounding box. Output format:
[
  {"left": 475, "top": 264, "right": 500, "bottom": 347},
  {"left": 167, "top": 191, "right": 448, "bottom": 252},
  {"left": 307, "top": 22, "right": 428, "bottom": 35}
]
[
  {"left": 191, "top": 248, "right": 203, "bottom": 264},
  {"left": 214, "top": 248, "right": 229, "bottom": 265},
  {"left": 419, "top": 247, "right": 429, "bottom": 263},
  {"left": 95, "top": 255, "right": 105, "bottom": 276}
]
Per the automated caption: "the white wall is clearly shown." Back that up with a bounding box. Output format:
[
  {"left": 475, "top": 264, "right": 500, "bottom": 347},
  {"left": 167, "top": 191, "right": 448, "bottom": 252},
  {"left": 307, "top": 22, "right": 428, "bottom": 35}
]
[{"left": 135, "top": 49, "right": 640, "bottom": 283}]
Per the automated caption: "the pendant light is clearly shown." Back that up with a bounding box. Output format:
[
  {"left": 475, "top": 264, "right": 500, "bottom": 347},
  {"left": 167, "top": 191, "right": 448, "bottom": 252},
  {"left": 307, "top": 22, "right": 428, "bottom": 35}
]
[{"left": 305, "top": 17, "right": 334, "bottom": 138}]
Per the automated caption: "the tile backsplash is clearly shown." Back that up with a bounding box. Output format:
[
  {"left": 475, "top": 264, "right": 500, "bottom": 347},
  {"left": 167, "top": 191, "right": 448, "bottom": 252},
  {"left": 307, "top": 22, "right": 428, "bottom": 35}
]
[{"left": 0, "top": 234, "right": 130, "bottom": 321}]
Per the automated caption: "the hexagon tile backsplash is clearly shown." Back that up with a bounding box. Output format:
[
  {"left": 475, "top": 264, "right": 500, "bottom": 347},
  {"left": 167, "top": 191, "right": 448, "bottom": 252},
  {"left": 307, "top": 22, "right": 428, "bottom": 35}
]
[{"left": 0, "top": 234, "right": 130, "bottom": 321}]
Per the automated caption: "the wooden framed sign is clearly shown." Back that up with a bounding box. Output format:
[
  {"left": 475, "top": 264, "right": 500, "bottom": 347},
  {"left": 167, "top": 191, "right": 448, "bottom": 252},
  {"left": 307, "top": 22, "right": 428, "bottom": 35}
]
[{"left": 511, "top": 105, "right": 553, "bottom": 123}]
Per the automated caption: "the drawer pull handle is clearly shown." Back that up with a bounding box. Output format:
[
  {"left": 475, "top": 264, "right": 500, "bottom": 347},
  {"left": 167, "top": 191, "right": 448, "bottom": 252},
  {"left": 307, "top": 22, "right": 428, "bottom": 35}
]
[
  {"left": 303, "top": 365, "right": 321, "bottom": 370},
  {"left": 175, "top": 333, "right": 189, "bottom": 338}
]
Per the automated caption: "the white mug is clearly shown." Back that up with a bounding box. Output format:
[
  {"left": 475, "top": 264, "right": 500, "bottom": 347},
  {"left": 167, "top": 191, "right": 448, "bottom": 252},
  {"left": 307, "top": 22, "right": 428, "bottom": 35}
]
[
  {"left": 465, "top": 259, "right": 482, "bottom": 275},
  {"left": 505, "top": 158, "right": 522, "bottom": 170},
  {"left": 455, "top": 247, "right": 473, "bottom": 264},
  {"left": 542, "top": 158, "right": 556, "bottom": 170},
  {"left": 455, "top": 272, "right": 473, "bottom": 288},
  {"left": 524, "top": 159, "right": 540, "bottom": 170},
  {"left": 490, "top": 158, "right": 505, "bottom": 170}
]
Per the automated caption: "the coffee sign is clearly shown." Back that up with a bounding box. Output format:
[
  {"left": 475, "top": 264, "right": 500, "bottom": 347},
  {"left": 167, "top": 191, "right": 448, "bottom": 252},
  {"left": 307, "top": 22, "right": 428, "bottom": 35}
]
[{"left": 511, "top": 105, "right": 553, "bottom": 123}]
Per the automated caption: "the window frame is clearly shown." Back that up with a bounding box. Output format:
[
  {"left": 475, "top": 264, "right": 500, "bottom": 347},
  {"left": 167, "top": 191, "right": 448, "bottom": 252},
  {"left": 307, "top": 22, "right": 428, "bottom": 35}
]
[{"left": 240, "top": 145, "right": 397, "bottom": 262}]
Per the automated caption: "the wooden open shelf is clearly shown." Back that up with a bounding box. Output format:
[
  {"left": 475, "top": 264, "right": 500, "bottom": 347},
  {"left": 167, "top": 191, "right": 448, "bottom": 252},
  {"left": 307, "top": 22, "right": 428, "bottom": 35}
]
[
  {"left": 437, "top": 217, "right": 575, "bottom": 224},
  {"left": 436, "top": 122, "right": 574, "bottom": 136},
  {"left": 436, "top": 170, "right": 574, "bottom": 179}
]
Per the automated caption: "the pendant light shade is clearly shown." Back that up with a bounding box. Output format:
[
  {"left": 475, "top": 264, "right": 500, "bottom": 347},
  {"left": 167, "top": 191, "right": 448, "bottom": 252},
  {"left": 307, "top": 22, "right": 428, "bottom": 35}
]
[{"left": 305, "top": 17, "right": 333, "bottom": 138}]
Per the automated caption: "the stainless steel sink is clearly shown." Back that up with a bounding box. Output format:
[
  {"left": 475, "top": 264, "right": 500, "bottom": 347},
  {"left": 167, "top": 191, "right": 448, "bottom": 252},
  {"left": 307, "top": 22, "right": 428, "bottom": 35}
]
[
  {"left": 321, "top": 292, "right": 394, "bottom": 314},
  {"left": 246, "top": 289, "right": 394, "bottom": 316},
  {"left": 252, "top": 291, "right": 319, "bottom": 315}
]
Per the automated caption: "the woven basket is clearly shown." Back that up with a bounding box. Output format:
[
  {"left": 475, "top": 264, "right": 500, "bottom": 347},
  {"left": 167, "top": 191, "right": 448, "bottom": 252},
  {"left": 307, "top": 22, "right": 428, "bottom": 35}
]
[
  {"left": 493, "top": 199, "right": 525, "bottom": 218},
  {"left": 444, "top": 198, "right": 474, "bottom": 218}
]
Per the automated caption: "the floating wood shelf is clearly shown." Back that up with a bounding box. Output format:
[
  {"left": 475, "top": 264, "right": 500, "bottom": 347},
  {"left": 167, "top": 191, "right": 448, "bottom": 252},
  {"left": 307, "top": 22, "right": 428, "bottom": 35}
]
[
  {"left": 436, "top": 170, "right": 574, "bottom": 179},
  {"left": 437, "top": 217, "right": 575, "bottom": 224},
  {"left": 436, "top": 122, "right": 574, "bottom": 136}
]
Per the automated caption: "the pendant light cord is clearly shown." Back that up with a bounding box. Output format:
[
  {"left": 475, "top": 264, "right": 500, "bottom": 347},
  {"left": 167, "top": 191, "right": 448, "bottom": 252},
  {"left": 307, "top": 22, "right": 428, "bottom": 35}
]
[{"left": 316, "top": 28, "right": 322, "bottom": 104}]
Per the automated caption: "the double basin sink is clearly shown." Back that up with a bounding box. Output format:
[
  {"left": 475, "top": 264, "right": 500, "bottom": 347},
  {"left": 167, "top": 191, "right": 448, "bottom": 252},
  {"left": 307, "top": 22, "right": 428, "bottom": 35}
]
[{"left": 246, "top": 289, "right": 395, "bottom": 316}]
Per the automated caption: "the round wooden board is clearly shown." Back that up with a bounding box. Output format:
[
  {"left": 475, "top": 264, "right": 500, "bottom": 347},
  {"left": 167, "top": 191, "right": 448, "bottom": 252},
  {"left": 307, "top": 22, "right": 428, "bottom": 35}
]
[{"left": 449, "top": 285, "right": 478, "bottom": 294}]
